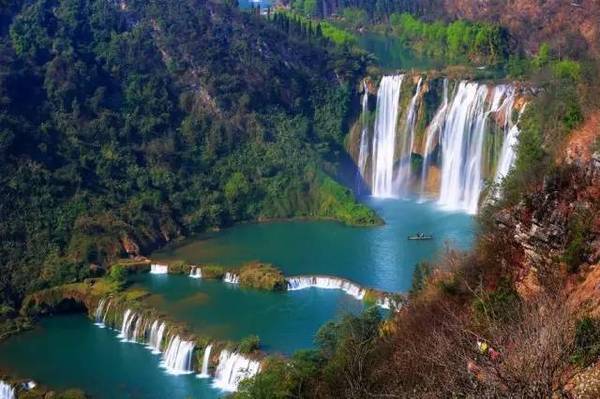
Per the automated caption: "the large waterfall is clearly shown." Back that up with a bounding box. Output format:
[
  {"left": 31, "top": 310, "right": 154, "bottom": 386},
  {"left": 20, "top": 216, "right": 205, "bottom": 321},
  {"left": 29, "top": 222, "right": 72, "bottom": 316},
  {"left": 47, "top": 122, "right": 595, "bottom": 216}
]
[
  {"left": 371, "top": 75, "right": 404, "bottom": 197},
  {"left": 213, "top": 350, "right": 261, "bottom": 392},
  {"left": 118, "top": 309, "right": 136, "bottom": 342},
  {"left": 0, "top": 381, "right": 15, "bottom": 399},
  {"left": 394, "top": 77, "right": 423, "bottom": 194},
  {"left": 437, "top": 83, "right": 515, "bottom": 214},
  {"left": 161, "top": 335, "right": 195, "bottom": 375},
  {"left": 358, "top": 76, "right": 521, "bottom": 213},
  {"left": 198, "top": 344, "right": 213, "bottom": 378}
]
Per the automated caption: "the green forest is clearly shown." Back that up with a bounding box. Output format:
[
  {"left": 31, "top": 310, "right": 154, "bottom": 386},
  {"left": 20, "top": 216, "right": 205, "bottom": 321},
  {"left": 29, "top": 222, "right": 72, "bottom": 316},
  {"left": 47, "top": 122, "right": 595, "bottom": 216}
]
[{"left": 0, "top": 0, "right": 379, "bottom": 310}]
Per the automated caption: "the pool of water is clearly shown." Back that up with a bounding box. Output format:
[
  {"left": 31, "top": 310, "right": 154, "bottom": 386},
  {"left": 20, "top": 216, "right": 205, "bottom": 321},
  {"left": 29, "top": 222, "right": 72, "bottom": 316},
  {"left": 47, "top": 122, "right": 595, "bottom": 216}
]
[
  {"left": 356, "top": 33, "right": 446, "bottom": 71},
  {"left": 0, "top": 314, "right": 223, "bottom": 399},
  {"left": 153, "top": 198, "right": 475, "bottom": 293},
  {"left": 131, "top": 274, "right": 367, "bottom": 355}
]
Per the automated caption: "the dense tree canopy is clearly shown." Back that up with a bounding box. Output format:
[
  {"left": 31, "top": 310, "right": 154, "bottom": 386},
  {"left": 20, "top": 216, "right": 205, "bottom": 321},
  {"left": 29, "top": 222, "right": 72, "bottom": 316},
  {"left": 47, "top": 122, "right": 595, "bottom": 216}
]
[{"left": 0, "top": 0, "right": 377, "bottom": 308}]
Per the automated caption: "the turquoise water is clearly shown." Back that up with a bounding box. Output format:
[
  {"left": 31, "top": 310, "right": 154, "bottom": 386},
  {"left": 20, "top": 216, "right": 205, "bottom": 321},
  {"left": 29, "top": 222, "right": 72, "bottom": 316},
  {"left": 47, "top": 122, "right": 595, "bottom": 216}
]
[
  {"left": 238, "top": 0, "right": 271, "bottom": 10},
  {"left": 356, "top": 33, "right": 445, "bottom": 71},
  {"left": 0, "top": 199, "right": 474, "bottom": 397},
  {"left": 0, "top": 314, "right": 222, "bottom": 399},
  {"left": 132, "top": 274, "right": 366, "bottom": 354},
  {"left": 153, "top": 198, "right": 475, "bottom": 293}
]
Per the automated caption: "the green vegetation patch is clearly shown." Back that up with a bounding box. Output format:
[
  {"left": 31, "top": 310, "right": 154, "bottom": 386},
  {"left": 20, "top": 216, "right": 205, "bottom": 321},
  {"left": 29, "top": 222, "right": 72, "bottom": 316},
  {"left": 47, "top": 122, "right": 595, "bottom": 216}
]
[{"left": 239, "top": 262, "right": 287, "bottom": 291}]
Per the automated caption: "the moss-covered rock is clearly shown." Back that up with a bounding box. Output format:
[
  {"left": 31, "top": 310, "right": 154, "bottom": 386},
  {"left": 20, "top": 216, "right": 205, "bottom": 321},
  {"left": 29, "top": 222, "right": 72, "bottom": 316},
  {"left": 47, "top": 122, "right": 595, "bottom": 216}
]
[
  {"left": 200, "top": 264, "right": 226, "bottom": 279},
  {"left": 238, "top": 262, "right": 287, "bottom": 291}
]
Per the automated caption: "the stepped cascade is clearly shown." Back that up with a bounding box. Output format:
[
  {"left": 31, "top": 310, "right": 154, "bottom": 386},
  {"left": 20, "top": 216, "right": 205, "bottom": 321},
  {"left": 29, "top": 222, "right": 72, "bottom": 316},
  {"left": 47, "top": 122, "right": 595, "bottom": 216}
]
[
  {"left": 223, "top": 272, "right": 240, "bottom": 284},
  {"left": 92, "top": 300, "right": 261, "bottom": 390},
  {"left": 370, "top": 75, "right": 404, "bottom": 197},
  {"left": 287, "top": 275, "right": 366, "bottom": 299},
  {"left": 150, "top": 264, "right": 169, "bottom": 274},
  {"left": 213, "top": 350, "right": 261, "bottom": 392},
  {"left": 147, "top": 321, "right": 166, "bottom": 354},
  {"left": 356, "top": 76, "right": 521, "bottom": 213},
  {"left": 161, "top": 336, "right": 195, "bottom": 375},
  {"left": 189, "top": 266, "right": 202, "bottom": 279},
  {"left": 0, "top": 381, "right": 15, "bottom": 399},
  {"left": 94, "top": 298, "right": 107, "bottom": 327},
  {"left": 198, "top": 344, "right": 213, "bottom": 378}
]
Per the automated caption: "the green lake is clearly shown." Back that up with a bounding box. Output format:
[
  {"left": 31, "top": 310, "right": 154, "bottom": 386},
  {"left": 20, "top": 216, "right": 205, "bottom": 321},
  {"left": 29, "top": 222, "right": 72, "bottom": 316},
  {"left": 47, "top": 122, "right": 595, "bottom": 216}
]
[
  {"left": 0, "top": 198, "right": 474, "bottom": 398},
  {"left": 153, "top": 198, "right": 475, "bottom": 293}
]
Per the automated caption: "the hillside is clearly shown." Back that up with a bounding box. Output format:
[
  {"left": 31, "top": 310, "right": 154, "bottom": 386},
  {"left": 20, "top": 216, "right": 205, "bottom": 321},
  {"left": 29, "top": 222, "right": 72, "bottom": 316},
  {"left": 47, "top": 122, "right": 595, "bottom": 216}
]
[{"left": 0, "top": 0, "right": 379, "bottom": 310}]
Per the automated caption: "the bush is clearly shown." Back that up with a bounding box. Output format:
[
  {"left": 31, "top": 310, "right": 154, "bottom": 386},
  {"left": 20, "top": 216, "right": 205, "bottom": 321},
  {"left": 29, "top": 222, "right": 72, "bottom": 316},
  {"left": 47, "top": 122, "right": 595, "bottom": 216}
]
[
  {"left": 239, "top": 335, "right": 260, "bottom": 354},
  {"left": 200, "top": 264, "right": 226, "bottom": 279},
  {"left": 239, "top": 262, "right": 287, "bottom": 291},
  {"left": 572, "top": 317, "right": 600, "bottom": 367},
  {"left": 410, "top": 262, "right": 432, "bottom": 295},
  {"left": 108, "top": 265, "right": 127, "bottom": 291}
]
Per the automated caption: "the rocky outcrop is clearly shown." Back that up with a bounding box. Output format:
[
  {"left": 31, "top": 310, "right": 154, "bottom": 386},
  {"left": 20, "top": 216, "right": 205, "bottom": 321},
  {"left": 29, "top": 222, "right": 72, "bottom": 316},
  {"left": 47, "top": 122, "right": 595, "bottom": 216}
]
[{"left": 494, "top": 157, "right": 600, "bottom": 297}]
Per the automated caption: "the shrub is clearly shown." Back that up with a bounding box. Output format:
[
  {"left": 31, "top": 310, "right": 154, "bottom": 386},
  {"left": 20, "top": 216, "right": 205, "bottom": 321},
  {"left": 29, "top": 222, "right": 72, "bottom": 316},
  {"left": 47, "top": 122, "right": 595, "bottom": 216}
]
[
  {"left": 200, "top": 264, "right": 225, "bottom": 279},
  {"left": 108, "top": 264, "right": 127, "bottom": 291},
  {"left": 239, "top": 262, "right": 287, "bottom": 291},
  {"left": 572, "top": 317, "right": 600, "bottom": 367},
  {"left": 239, "top": 335, "right": 260, "bottom": 354}
]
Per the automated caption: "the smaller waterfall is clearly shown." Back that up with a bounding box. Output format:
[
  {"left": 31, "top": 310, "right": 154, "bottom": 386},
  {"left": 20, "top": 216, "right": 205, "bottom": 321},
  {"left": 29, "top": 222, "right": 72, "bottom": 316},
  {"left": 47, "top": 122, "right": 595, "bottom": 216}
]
[
  {"left": 147, "top": 321, "right": 167, "bottom": 354},
  {"left": 101, "top": 299, "right": 112, "bottom": 326},
  {"left": 189, "top": 266, "right": 202, "bottom": 279},
  {"left": 494, "top": 104, "right": 526, "bottom": 188},
  {"left": 223, "top": 272, "right": 240, "bottom": 284},
  {"left": 419, "top": 79, "right": 448, "bottom": 198},
  {"left": 118, "top": 309, "right": 136, "bottom": 341},
  {"left": 198, "top": 344, "right": 213, "bottom": 378},
  {"left": 0, "top": 381, "right": 15, "bottom": 399},
  {"left": 150, "top": 264, "right": 169, "bottom": 274},
  {"left": 212, "top": 350, "right": 261, "bottom": 392},
  {"left": 161, "top": 335, "right": 195, "bottom": 375},
  {"left": 394, "top": 77, "right": 423, "bottom": 194},
  {"left": 357, "top": 80, "right": 370, "bottom": 181},
  {"left": 94, "top": 298, "right": 107, "bottom": 327},
  {"left": 371, "top": 75, "right": 404, "bottom": 198},
  {"left": 286, "top": 276, "right": 366, "bottom": 300}
]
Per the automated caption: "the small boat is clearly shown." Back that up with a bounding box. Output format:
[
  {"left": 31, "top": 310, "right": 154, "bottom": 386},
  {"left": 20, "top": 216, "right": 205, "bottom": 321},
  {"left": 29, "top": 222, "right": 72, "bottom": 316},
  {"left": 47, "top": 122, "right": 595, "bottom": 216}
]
[{"left": 408, "top": 234, "right": 433, "bottom": 241}]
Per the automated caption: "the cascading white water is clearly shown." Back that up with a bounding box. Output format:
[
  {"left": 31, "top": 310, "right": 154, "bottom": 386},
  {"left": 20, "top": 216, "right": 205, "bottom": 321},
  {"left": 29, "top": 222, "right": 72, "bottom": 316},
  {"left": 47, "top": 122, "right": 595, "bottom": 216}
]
[
  {"left": 161, "top": 335, "right": 195, "bottom": 375},
  {"left": 189, "top": 266, "right": 202, "bottom": 279},
  {"left": 0, "top": 381, "right": 15, "bottom": 399},
  {"left": 371, "top": 75, "right": 404, "bottom": 198},
  {"left": 223, "top": 272, "right": 239, "bottom": 284},
  {"left": 357, "top": 80, "right": 370, "bottom": 180},
  {"left": 198, "top": 344, "right": 213, "bottom": 378},
  {"left": 101, "top": 299, "right": 112, "bottom": 326},
  {"left": 118, "top": 309, "right": 136, "bottom": 341},
  {"left": 438, "top": 82, "right": 497, "bottom": 214},
  {"left": 419, "top": 79, "right": 449, "bottom": 198},
  {"left": 94, "top": 298, "right": 107, "bottom": 327},
  {"left": 147, "top": 321, "right": 167, "bottom": 354},
  {"left": 150, "top": 264, "right": 169, "bottom": 274},
  {"left": 494, "top": 103, "right": 525, "bottom": 190},
  {"left": 394, "top": 77, "right": 423, "bottom": 194},
  {"left": 286, "top": 276, "right": 366, "bottom": 300},
  {"left": 212, "top": 350, "right": 261, "bottom": 392}
]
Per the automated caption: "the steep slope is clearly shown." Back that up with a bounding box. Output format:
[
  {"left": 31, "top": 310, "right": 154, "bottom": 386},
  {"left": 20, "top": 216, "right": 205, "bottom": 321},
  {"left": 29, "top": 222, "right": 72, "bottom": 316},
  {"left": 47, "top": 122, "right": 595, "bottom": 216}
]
[{"left": 0, "top": 0, "right": 377, "bottom": 309}]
